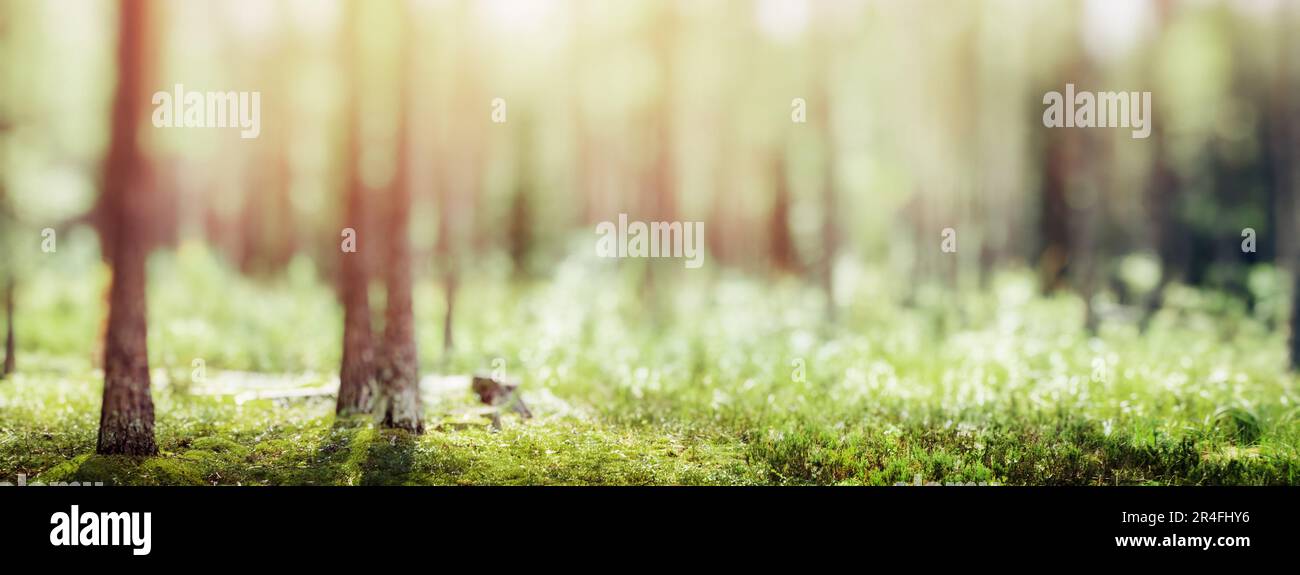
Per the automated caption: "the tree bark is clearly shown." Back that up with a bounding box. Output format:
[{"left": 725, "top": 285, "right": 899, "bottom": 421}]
[
  {"left": 97, "top": 0, "right": 156, "bottom": 456},
  {"left": 99, "top": 233, "right": 156, "bottom": 455},
  {"left": 337, "top": 218, "right": 375, "bottom": 415},
  {"left": 377, "top": 178, "right": 422, "bottom": 431},
  {"left": 336, "top": 0, "right": 374, "bottom": 415},
  {"left": 377, "top": 8, "right": 423, "bottom": 433}
]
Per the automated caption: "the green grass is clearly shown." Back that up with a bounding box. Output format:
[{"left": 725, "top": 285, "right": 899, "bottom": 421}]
[{"left": 1, "top": 242, "right": 1298, "bottom": 485}]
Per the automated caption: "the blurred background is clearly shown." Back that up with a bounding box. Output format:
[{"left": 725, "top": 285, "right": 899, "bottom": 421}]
[{"left": 1, "top": 0, "right": 1299, "bottom": 373}]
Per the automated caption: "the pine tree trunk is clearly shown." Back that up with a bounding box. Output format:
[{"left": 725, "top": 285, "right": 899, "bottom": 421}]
[
  {"left": 2, "top": 277, "right": 14, "bottom": 378},
  {"left": 769, "top": 153, "right": 796, "bottom": 272},
  {"left": 337, "top": 230, "right": 374, "bottom": 414},
  {"left": 1275, "top": 1, "right": 1300, "bottom": 369},
  {"left": 442, "top": 272, "right": 456, "bottom": 354},
  {"left": 818, "top": 98, "right": 836, "bottom": 321},
  {"left": 98, "top": 234, "right": 156, "bottom": 455},
  {"left": 809, "top": 28, "right": 837, "bottom": 321},
  {"left": 336, "top": 0, "right": 373, "bottom": 415},
  {"left": 377, "top": 10, "right": 422, "bottom": 433},
  {"left": 97, "top": 0, "right": 156, "bottom": 456},
  {"left": 1291, "top": 272, "right": 1300, "bottom": 371},
  {"left": 1039, "top": 126, "right": 1071, "bottom": 295},
  {"left": 377, "top": 150, "right": 422, "bottom": 432},
  {"left": 378, "top": 199, "right": 421, "bottom": 431}
]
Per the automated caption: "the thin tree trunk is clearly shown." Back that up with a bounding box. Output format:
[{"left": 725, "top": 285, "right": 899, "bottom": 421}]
[
  {"left": 1141, "top": 0, "right": 1183, "bottom": 331},
  {"left": 377, "top": 9, "right": 423, "bottom": 433},
  {"left": 237, "top": 177, "right": 264, "bottom": 273},
  {"left": 647, "top": 1, "right": 678, "bottom": 226},
  {"left": 435, "top": 145, "right": 457, "bottom": 357},
  {"left": 97, "top": 0, "right": 156, "bottom": 456},
  {"left": 336, "top": 0, "right": 374, "bottom": 415},
  {"left": 1039, "top": 115, "right": 1072, "bottom": 295},
  {"left": 337, "top": 197, "right": 374, "bottom": 415},
  {"left": 817, "top": 78, "right": 837, "bottom": 320},
  {"left": 2, "top": 276, "right": 14, "bottom": 378},
  {"left": 1277, "top": 4, "right": 1300, "bottom": 369},
  {"left": 1290, "top": 272, "right": 1300, "bottom": 370},
  {"left": 1, "top": 116, "right": 10, "bottom": 379},
  {"left": 442, "top": 271, "right": 456, "bottom": 354},
  {"left": 769, "top": 152, "right": 796, "bottom": 272}
]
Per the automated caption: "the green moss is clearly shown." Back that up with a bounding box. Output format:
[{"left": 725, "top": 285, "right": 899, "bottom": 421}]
[
  {"left": 138, "top": 458, "right": 207, "bottom": 486},
  {"left": 32, "top": 454, "right": 94, "bottom": 484},
  {"left": 2, "top": 263, "right": 1299, "bottom": 485},
  {"left": 66, "top": 455, "right": 147, "bottom": 485},
  {"left": 191, "top": 436, "right": 249, "bottom": 456}
]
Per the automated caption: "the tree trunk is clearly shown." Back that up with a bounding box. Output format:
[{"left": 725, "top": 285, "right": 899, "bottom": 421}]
[
  {"left": 1, "top": 119, "right": 10, "bottom": 379},
  {"left": 442, "top": 271, "right": 456, "bottom": 354},
  {"left": 377, "top": 180, "right": 422, "bottom": 431},
  {"left": 1039, "top": 117, "right": 1072, "bottom": 295},
  {"left": 1140, "top": 0, "right": 1183, "bottom": 331},
  {"left": 336, "top": 0, "right": 374, "bottom": 416},
  {"left": 377, "top": 9, "right": 423, "bottom": 433},
  {"left": 648, "top": 1, "right": 678, "bottom": 227},
  {"left": 1290, "top": 272, "right": 1300, "bottom": 370},
  {"left": 97, "top": 0, "right": 156, "bottom": 456},
  {"left": 769, "top": 152, "right": 797, "bottom": 272},
  {"left": 337, "top": 222, "right": 374, "bottom": 415},
  {"left": 2, "top": 276, "right": 14, "bottom": 378},
  {"left": 817, "top": 83, "right": 837, "bottom": 321},
  {"left": 1278, "top": 4, "right": 1300, "bottom": 369},
  {"left": 98, "top": 233, "right": 156, "bottom": 455}
]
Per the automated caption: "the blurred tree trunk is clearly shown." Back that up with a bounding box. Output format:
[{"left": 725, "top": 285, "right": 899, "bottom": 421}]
[
  {"left": 97, "top": 0, "right": 157, "bottom": 456},
  {"left": 1069, "top": 63, "right": 1102, "bottom": 334},
  {"left": 1075, "top": 135, "right": 1103, "bottom": 335},
  {"left": 1275, "top": 4, "right": 1300, "bottom": 369},
  {"left": 435, "top": 143, "right": 459, "bottom": 355},
  {"left": 2, "top": 277, "right": 13, "bottom": 378},
  {"left": 706, "top": 156, "right": 738, "bottom": 266},
  {"left": 437, "top": 159, "right": 457, "bottom": 354},
  {"left": 237, "top": 173, "right": 265, "bottom": 273},
  {"left": 441, "top": 271, "right": 456, "bottom": 354},
  {"left": 377, "top": 7, "right": 423, "bottom": 433},
  {"left": 815, "top": 62, "right": 838, "bottom": 320},
  {"left": 507, "top": 122, "right": 535, "bottom": 277},
  {"left": 235, "top": 34, "right": 296, "bottom": 276},
  {"left": 973, "top": 6, "right": 1031, "bottom": 287},
  {"left": 1142, "top": 122, "right": 1184, "bottom": 322},
  {"left": 0, "top": 117, "right": 10, "bottom": 378},
  {"left": 1038, "top": 73, "right": 1075, "bottom": 296},
  {"left": 270, "top": 33, "right": 299, "bottom": 271},
  {"left": 1140, "top": 0, "right": 1184, "bottom": 329},
  {"left": 336, "top": 0, "right": 374, "bottom": 416},
  {"left": 572, "top": 0, "right": 601, "bottom": 226},
  {"left": 437, "top": 5, "right": 486, "bottom": 357},
  {"left": 639, "top": 2, "right": 679, "bottom": 300},
  {"left": 768, "top": 152, "right": 797, "bottom": 272},
  {"left": 648, "top": 3, "right": 678, "bottom": 227}
]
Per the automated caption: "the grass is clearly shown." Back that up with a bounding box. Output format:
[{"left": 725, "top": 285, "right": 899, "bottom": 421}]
[{"left": 1, "top": 241, "right": 1298, "bottom": 485}]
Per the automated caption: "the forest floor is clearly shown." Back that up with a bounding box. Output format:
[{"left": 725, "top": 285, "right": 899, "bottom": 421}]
[{"left": 1, "top": 243, "right": 1298, "bottom": 485}]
